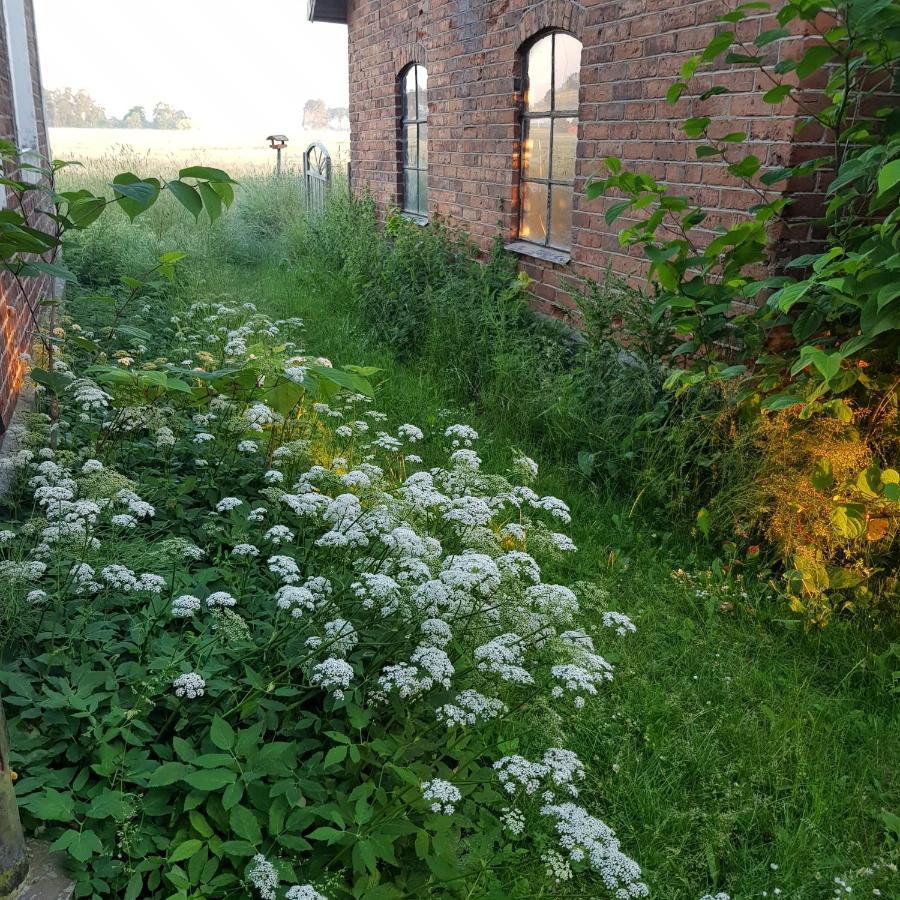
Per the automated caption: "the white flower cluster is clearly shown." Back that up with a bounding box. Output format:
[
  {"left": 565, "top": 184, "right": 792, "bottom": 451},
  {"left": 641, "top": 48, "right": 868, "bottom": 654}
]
[
  {"left": 247, "top": 853, "right": 278, "bottom": 900},
  {"left": 421, "top": 778, "right": 461, "bottom": 815},
  {"left": 310, "top": 657, "right": 354, "bottom": 699},
  {"left": 285, "top": 887, "right": 327, "bottom": 900},
  {"left": 436, "top": 689, "right": 506, "bottom": 728},
  {"left": 172, "top": 672, "right": 206, "bottom": 699},
  {"left": 602, "top": 611, "right": 637, "bottom": 636},
  {"left": 172, "top": 594, "right": 202, "bottom": 618}
]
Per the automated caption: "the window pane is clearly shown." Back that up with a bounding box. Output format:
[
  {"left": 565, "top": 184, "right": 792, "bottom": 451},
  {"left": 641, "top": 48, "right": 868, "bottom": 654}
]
[
  {"left": 551, "top": 117, "right": 578, "bottom": 182},
  {"left": 416, "top": 66, "right": 428, "bottom": 119},
  {"left": 418, "top": 123, "right": 428, "bottom": 169},
  {"left": 404, "top": 68, "right": 417, "bottom": 121},
  {"left": 417, "top": 169, "right": 428, "bottom": 215},
  {"left": 404, "top": 168, "right": 417, "bottom": 212},
  {"left": 525, "top": 35, "right": 552, "bottom": 112},
  {"left": 404, "top": 124, "right": 418, "bottom": 167},
  {"left": 554, "top": 33, "right": 581, "bottom": 111},
  {"left": 523, "top": 117, "right": 551, "bottom": 180},
  {"left": 520, "top": 180, "right": 548, "bottom": 244},
  {"left": 549, "top": 185, "right": 573, "bottom": 250}
]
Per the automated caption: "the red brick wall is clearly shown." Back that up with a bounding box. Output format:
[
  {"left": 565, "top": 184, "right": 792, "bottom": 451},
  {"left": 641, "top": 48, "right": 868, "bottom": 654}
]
[
  {"left": 0, "top": 0, "right": 52, "bottom": 436},
  {"left": 345, "top": 0, "right": 822, "bottom": 318}
]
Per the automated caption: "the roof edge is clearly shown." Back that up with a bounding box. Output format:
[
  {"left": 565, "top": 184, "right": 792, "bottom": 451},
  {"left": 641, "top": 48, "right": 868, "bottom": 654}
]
[{"left": 308, "top": 0, "right": 348, "bottom": 24}]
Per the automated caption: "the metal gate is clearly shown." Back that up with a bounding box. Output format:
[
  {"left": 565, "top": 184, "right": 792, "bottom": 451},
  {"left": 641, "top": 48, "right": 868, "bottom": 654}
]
[{"left": 303, "top": 142, "right": 332, "bottom": 214}]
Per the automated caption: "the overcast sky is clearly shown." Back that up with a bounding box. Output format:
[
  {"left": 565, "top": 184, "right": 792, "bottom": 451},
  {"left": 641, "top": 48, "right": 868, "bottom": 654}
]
[{"left": 32, "top": 0, "right": 349, "bottom": 133}]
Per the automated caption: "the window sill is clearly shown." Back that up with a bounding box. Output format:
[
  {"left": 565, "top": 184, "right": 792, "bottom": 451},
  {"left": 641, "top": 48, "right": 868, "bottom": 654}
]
[
  {"left": 504, "top": 241, "right": 570, "bottom": 266},
  {"left": 401, "top": 212, "right": 429, "bottom": 227}
]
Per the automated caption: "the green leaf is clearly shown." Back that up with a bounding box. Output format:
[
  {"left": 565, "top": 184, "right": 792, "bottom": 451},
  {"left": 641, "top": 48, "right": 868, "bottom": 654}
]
[
  {"left": 684, "top": 117, "right": 711, "bottom": 138},
  {"left": 666, "top": 82, "right": 688, "bottom": 104},
  {"left": 831, "top": 503, "right": 866, "bottom": 540},
  {"left": 178, "top": 165, "right": 235, "bottom": 183},
  {"left": 170, "top": 839, "right": 203, "bottom": 862},
  {"left": 763, "top": 84, "right": 792, "bottom": 103},
  {"left": 19, "top": 789, "right": 74, "bottom": 821},
  {"left": 701, "top": 31, "right": 735, "bottom": 62},
  {"left": 808, "top": 349, "right": 843, "bottom": 382},
  {"left": 27, "top": 260, "right": 79, "bottom": 282},
  {"left": 229, "top": 805, "right": 262, "bottom": 843},
  {"left": 796, "top": 44, "right": 835, "bottom": 79},
  {"left": 199, "top": 180, "right": 223, "bottom": 223},
  {"left": 210, "top": 716, "right": 236, "bottom": 751},
  {"left": 811, "top": 459, "right": 834, "bottom": 491},
  {"left": 761, "top": 393, "right": 801, "bottom": 411},
  {"left": 166, "top": 180, "right": 203, "bottom": 219},
  {"left": 50, "top": 829, "right": 104, "bottom": 862},
  {"left": 323, "top": 744, "right": 348, "bottom": 768},
  {"left": 727, "top": 155, "right": 761, "bottom": 178},
  {"left": 755, "top": 27, "right": 790, "bottom": 47},
  {"left": 111, "top": 173, "right": 160, "bottom": 221},
  {"left": 352, "top": 839, "right": 379, "bottom": 876},
  {"left": 184, "top": 768, "right": 236, "bottom": 791},
  {"left": 605, "top": 200, "right": 632, "bottom": 225},
  {"left": 876, "top": 159, "right": 900, "bottom": 199},
  {"left": 680, "top": 55, "right": 700, "bottom": 79},
  {"left": 219, "top": 840, "right": 257, "bottom": 856},
  {"left": 222, "top": 780, "right": 244, "bottom": 810},
  {"left": 148, "top": 762, "right": 193, "bottom": 787},
  {"left": 307, "top": 826, "right": 346, "bottom": 844},
  {"left": 124, "top": 873, "right": 143, "bottom": 900}
]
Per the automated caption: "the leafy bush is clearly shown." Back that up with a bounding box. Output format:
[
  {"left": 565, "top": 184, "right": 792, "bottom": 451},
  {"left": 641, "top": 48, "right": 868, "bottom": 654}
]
[{"left": 587, "top": 0, "right": 900, "bottom": 620}]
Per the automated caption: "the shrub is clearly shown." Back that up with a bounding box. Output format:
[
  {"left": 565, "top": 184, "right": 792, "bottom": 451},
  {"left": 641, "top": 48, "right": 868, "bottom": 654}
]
[{"left": 587, "top": 0, "right": 900, "bottom": 620}]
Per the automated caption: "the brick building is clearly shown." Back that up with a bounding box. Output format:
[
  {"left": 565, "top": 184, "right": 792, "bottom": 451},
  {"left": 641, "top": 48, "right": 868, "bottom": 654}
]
[
  {"left": 308, "top": 0, "right": 820, "bottom": 318},
  {"left": 0, "top": 0, "right": 51, "bottom": 437}
]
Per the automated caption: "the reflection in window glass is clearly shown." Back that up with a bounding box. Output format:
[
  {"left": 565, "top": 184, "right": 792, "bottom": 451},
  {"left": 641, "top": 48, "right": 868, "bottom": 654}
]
[
  {"left": 519, "top": 32, "right": 581, "bottom": 251},
  {"left": 401, "top": 65, "right": 428, "bottom": 216},
  {"left": 522, "top": 117, "right": 551, "bottom": 179},
  {"left": 525, "top": 36, "right": 552, "bottom": 112},
  {"left": 520, "top": 181, "right": 549, "bottom": 243},
  {"left": 554, "top": 34, "right": 581, "bottom": 111}
]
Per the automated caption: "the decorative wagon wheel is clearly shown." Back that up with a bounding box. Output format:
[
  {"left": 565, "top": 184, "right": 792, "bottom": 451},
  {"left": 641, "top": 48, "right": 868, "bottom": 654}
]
[{"left": 303, "top": 142, "right": 332, "bottom": 214}]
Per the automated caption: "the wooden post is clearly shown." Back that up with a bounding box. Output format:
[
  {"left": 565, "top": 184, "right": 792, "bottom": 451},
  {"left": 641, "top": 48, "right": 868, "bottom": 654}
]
[{"left": 0, "top": 695, "right": 27, "bottom": 897}]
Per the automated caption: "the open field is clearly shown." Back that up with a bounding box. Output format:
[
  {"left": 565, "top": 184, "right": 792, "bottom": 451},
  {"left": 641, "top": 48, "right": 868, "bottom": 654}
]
[{"left": 49, "top": 126, "right": 350, "bottom": 176}]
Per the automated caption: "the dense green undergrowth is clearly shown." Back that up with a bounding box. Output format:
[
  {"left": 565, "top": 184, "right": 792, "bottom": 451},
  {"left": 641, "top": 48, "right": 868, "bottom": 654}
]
[
  {"left": 195, "top": 242, "right": 900, "bottom": 900},
  {"left": 8, "top": 159, "right": 892, "bottom": 898}
]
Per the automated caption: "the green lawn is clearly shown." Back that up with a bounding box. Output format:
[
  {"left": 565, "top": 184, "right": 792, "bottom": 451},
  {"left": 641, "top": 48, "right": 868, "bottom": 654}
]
[{"left": 193, "top": 260, "right": 899, "bottom": 899}]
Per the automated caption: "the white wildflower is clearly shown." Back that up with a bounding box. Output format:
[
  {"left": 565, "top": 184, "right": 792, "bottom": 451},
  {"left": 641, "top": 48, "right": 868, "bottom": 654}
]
[
  {"left": 247, "top": 853, "right": 278, "bottom": 900},
  {"left": 311, "top": 657, "right": 354, "bottom": 699},
  {"left": 215, "top": 496, "right": 243, "bottom": 513},
  {"left": 172, "top": 672, "right": 206, "bottom": 699},
  {"left": 172, "top": 595, "right": 202, "bottom": 618},
  {"left": 421, "top": 778, "right": 461, "bottom": 815}
]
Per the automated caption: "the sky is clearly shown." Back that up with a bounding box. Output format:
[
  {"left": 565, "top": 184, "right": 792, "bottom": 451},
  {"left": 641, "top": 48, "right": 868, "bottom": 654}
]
[{"left": 32, "top": 0, "right": 349, "bottom": 134}]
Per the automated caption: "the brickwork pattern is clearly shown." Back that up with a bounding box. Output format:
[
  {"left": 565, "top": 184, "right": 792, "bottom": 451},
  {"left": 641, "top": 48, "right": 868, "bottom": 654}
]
[
  {"left": 345, "top": 0, "right": 824, "bottom": 318},
  {"left": 0, "top": 0, "right": 52, "bottom": 435}
]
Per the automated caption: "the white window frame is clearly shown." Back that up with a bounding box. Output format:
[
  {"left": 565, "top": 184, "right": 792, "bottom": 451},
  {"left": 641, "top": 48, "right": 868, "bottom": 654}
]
[{"left": 3, "top": 0, "right": 41, "bottom": 183}]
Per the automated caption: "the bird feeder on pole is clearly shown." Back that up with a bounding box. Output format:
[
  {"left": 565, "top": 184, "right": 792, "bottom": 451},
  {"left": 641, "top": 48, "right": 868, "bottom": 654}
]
[
  {"left": 266, "top": 134, "right": 288, "bottom": 176},
  {"left": 0, "top": 695, "right": 27, "bottom": 897}
]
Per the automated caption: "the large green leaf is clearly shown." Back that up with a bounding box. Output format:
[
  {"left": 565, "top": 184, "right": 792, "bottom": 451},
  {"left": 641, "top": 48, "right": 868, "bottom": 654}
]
[
  {"left": 166, "top": 180, "right": 203, "bottom": 219},
  {"left": 18, "top": 788, "right": 74, "bottom": 820},
  {"left": 111, "top": 173, "right": 160, "bottom": 221}
]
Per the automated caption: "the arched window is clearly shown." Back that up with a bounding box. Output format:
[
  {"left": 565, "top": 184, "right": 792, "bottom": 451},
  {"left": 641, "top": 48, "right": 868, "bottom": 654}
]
[
  {"left": 400, "top": 64, "right": 428, "bottom": 217},
  {"left": 519, "top": 32, "right": 581, "bottom": 251}
]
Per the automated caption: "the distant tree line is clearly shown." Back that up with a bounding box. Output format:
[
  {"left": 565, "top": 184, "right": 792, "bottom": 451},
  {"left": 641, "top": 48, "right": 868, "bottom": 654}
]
[
  {"left": 45, "top": 88, "right": 192, "bottom": 130},
  {"left": 302, "top": 99, "right": 349, "bottom": 131}
]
